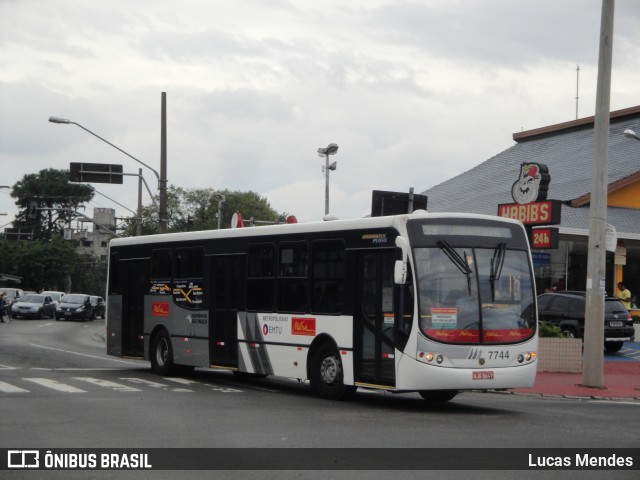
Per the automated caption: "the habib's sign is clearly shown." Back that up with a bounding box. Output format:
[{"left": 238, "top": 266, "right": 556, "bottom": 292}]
[
  {"left": 531, "top": 227, "right": 560, "bottom": 249},
  {"left": 497, "top": 200, "right": 562, "bottom": 225},
  {"left": 510, "top": 163, "right": 550, "bottom": 204},
  {"left": 497, "top": 162, "right": 561, "bottom": 248}
]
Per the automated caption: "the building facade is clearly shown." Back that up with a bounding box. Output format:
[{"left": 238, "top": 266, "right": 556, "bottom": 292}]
[
  {"left": 422, "top": 106, "right": 640, "bottom": 308},
  {"left": 70, "top": 207, "right": 117, "bottom": 261}
]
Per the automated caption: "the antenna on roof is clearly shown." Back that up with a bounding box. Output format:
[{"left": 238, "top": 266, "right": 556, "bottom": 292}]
[{"left": 575, "top": 64, "right": 580, "bottom": 119}]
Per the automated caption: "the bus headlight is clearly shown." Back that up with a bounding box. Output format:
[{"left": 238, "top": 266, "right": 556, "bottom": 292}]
[
  {"left": 418, "top": 352, "right": 435, "bottom": 362},
  {"left": 418, "top": 352, "right": 446, "bottom": 365},
  {"left": 517, "top": 352, "right": 536, "bottom": 363}
]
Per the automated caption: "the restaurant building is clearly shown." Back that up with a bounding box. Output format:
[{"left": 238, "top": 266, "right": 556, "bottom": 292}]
[{"left": 422, "top": 105, "right": 640, "bottom": 306}]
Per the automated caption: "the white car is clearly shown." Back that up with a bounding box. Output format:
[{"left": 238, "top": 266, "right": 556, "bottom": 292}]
[{"left": 41, "top": 291, "right": 65, "bottom": 308}]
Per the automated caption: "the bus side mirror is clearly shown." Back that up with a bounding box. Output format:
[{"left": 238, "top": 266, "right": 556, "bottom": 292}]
[
  {"left": 395, "top": 236, "right": 409, "bottom": 284},
  {"left": 394, "top": 260, "right": 407, "bottom": 285}
]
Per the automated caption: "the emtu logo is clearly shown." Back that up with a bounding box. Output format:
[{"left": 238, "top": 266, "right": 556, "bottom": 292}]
[{"left": 8, "top": 450, "right": 39, "bottom": 468}]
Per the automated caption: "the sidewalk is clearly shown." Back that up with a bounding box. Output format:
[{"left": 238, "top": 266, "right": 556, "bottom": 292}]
[{"left": 508, "top": 343, "right": 640, "bottom": 401}]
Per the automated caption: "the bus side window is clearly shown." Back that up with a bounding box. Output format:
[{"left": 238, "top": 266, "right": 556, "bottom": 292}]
[
  {"left": 311, "top": 240, "right": 345, "bottom": 315},
  {"left": 151, "top": 248, "right": 172, "bottom": 279},
  {"left": 278, "top": 242, "right": 308, "bottom": 313},
  {"left": 175, "top": 247, "right": 204, "bottom": 278},
  {"left": 247, "top": 243, "right": 276, "bottom": 311}
]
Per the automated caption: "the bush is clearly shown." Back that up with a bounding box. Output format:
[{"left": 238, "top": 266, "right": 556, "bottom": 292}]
[
  {"left": 632, "top": 315, "right": 640, "bottom": 325},
  {"left": 538, "top": 320, "right": 565, "bottom": 338}
]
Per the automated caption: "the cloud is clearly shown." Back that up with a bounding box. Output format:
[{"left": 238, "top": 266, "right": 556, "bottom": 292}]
[{"left": 0, "top": 0, "right": 639, "bottom": 229}]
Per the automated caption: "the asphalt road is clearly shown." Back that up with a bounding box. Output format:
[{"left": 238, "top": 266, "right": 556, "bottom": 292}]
[{"left": 1, "top": 318, "right": 638, "bottom": 480}]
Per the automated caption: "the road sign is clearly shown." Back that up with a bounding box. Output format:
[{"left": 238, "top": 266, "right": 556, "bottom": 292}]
[
  {"left": 371, "top": 190, "right": 427, "bottom": 217},
  {"left": 70, "top": 163, "right": 123, "bottom": 184}
]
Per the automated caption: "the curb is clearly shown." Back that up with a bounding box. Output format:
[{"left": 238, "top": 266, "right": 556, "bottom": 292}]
[{"left": 490, "top": 389, "right": 640, "bottom": 402}]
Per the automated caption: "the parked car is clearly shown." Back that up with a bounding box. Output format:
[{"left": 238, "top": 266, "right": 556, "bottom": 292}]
[
  {"left": 55, "top": 293, "right": 93, "bottom": 321},
  {"left": 537, "top": 291, "right": 635, "bottom": 352},
  {"left": 41, "top": 291, "right": 65, "bottom": 308},
  {"left": 10, "top": 293, "right": 56, "bottom": 319},
  {"left": 90, "top": 296, "right": 106, "bottom": 319}
]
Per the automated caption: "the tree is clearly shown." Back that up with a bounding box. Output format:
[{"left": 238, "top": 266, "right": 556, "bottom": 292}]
[
  {"left": 10, "top": 169, "right": 95, "bottom": 241},
  {"left": 0, "top": 237, "right": 77, "bottom": 291},
  {"left": 119, "top": 186, "right": 288, "bottom": 236}
]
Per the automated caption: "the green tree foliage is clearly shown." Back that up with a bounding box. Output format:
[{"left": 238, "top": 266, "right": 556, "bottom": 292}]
[
  {"left": 119, "top": 186, "right": 288, "bottom": 236},
  {"left": 70, "top": 256, "right": 108, "bottom": 295},
  {"left": 11, "top": 169, "right": 94, "bottom": 241},
  {"left": 0, "top": 237, "right": 77, "bottom": 291}
]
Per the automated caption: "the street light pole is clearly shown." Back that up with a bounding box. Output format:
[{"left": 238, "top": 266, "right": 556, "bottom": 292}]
[
  {"left": 583, "top": 0, "right": 615, "bottom": 389},
  {"left": 213, "top": 193, "right": 225, "bottom": 230},
  {"left": 49, "top": 94, "right": 168, "bottom": 233},
  {"left": 317, "top": 143, "right": 339, "bottom": 216}
]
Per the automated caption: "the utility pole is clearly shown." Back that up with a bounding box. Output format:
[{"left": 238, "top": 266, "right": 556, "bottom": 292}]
[
  {"left": 159, "top": 92, "right": 168, "bottom": 233},
  {"left": 583, "top": 0, "right": 615, "bottom": 388}
]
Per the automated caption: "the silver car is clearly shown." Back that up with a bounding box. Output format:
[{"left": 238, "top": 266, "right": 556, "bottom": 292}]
[{"left": 10, "top": 294, "right": 56, "bottom": 319}]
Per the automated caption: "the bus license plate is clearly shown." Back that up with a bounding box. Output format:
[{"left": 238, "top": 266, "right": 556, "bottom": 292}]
[{"left": 473, "top": 371, "right": 494, "bottom": 380}]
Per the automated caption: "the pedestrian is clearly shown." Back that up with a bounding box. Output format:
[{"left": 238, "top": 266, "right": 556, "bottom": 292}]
[
  {"left": 617, "top": 282, "right": 632, "bottom": 310},
  {"left": 0, "top": 292, "right": 6, "bottom": 322}
]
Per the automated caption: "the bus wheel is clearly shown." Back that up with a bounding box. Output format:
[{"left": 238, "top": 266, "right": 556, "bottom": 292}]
[
  {"left": 310, "top": 343, "right": 356, "bottom": 400},
  {"left": 150, "top": 330, "right": 175, "bottom": 375},
  {"left": 419, "top": 390, "right": 458, "bottom": 403}
]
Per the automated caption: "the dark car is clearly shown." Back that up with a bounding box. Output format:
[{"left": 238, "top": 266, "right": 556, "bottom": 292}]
[
  {"left": 537, "top": 291, "right": 635, "bottom": 352},
  {"left": 10, "top": 294, "right": 56, "bottom": 319},
  {"left": 55, "top": 293, "right": 93, "bottom": 321},
  {"left": 90, "top": 296, "right": 105, "bottom": 319}
]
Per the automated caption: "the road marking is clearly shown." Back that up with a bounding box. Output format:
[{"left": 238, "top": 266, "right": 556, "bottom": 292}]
[
  {"left": 73, "top": 377, "right": 142, "bottom": 392},
  {"left": 34, "top": 368, "right": 130, "bottom": 371},
  {"left": 0, "top": 364, "right": 18, "bottom": 370},
  {"left": 617, "top": 346, "right": 640, "bottom": 360},
  {"left": 164, "top": 377, "right": 198, "bottom": 385},
  {"left": 121, "top": 377, "right": 193, "bottom": 392},
  {"left": 0, "top": 381, "right": 29, "bottom": 393},
  {"left": 164, "top": 377, "right": 243, "bottom": 393},
  {"left": 591, "top": 400, "right": 640, "bottom": 406},
  {"left": 30, "top": 343, "right": 144, "bottom": 365},
  {"left": 23, "top": 378, "right": 87, "bottom": 393}
]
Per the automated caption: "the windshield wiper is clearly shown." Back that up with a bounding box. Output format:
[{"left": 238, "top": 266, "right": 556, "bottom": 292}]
[
  {"left": 490, "top": 242, "right": 506, "bottom": 301},
  {"left": 437, "top": 240, "right": 472, "bottom": 295}
]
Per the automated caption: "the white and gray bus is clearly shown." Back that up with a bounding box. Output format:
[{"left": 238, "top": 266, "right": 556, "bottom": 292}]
[{"left": 106, "top": 210, "right": 537, "bottom": 402}]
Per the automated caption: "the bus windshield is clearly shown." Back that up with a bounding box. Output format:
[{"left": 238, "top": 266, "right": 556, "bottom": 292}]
[{"left": 414, "top": 244, "right": 535, "bottom": 344}]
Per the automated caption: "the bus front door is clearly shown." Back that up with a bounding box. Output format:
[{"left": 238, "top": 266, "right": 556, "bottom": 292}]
[
  {"left": 355, "top": 250, "right": 396, "bottom": 388},
  {"left": 209, "top": 255, "right": 240, "bottom": 368}
]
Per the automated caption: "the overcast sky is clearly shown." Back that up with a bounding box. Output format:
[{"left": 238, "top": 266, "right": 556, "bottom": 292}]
[{"left": 1, "top": 0, "right": 639, "bottom": 230}]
